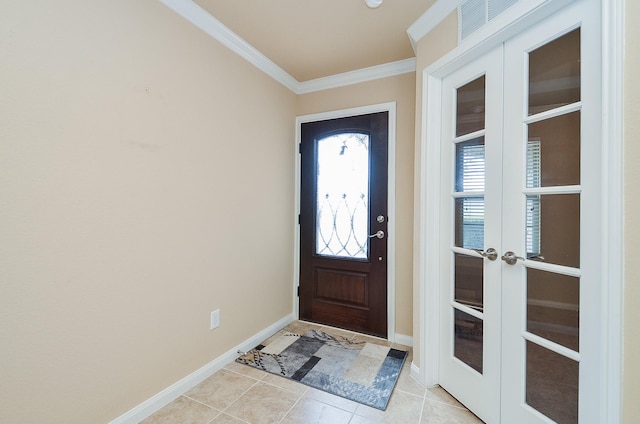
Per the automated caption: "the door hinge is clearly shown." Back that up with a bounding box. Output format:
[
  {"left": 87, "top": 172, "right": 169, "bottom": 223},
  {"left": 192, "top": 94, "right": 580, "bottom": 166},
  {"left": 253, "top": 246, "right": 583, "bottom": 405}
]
[
  {"left": 298, "top": 214, "right": 301, "bottom": 225},
  {"left": 297, "top": 286, "right": 300, "bottom": 297},
  {"left": 298, "top": 143, "right": 302, "bottom": 154}
]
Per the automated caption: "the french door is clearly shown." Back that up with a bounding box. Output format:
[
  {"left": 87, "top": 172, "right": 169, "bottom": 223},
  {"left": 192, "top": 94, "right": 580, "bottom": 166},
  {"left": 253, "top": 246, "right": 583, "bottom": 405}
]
[{"left": 438, "top": 1, "right": 602, "bottom": 423}]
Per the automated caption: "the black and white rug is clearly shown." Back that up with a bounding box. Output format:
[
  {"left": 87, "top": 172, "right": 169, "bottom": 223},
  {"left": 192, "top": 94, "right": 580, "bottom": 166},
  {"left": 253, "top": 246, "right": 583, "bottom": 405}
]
[{"left": 236, "top": 329, "right": 407, "bottom": 410}]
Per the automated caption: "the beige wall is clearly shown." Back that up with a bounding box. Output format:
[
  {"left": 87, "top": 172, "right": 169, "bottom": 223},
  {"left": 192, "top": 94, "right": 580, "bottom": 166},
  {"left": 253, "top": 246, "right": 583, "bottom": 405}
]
[
  {"left": 0, "top": 1, "right": 296, "bottom": 422},
  {"left": 297, "top": 73, "right": 416, "bottom": 336},
  {"left": 623, "top": 0, "right": 640, "bottom": 421},
  {"left": 412, "top": 11, "right": 459, "bottom": 366}
]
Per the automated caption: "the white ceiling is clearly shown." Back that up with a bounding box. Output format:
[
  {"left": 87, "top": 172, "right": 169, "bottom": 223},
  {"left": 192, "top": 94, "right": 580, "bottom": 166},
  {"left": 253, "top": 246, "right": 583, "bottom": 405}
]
[{"left": 193, "top": 0, "right": 437, "bottom": 82}]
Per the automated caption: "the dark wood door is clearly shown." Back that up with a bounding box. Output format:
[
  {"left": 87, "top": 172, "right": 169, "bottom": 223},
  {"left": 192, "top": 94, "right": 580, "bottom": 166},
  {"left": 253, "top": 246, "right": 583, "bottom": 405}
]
[{"left": 299, "top": 112, "right": 388, "bottom": 338}]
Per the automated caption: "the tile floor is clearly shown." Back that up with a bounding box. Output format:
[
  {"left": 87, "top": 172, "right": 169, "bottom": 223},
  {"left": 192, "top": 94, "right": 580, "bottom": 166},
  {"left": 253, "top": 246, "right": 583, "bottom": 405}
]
[{"left": 142, "top": 321, "right": 483, "bottom": 424}]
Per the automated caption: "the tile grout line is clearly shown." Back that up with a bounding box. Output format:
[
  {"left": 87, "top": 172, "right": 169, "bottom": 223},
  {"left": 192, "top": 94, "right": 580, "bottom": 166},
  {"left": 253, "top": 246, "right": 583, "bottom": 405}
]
[
  {"left": 423, "top": 387, "right": 471, "bottom": 410},
  {"left": 217, "top": 378, "right": 263, "bottom": 422},
  {"left": 181, "top": 394, "right": 222, "bottom": 411},
  {"left": 223, "top": 365, "right": 267, "bottom": 382},
  {"left": 417, "top": 388, "right": 428, "bottom": 424},
  {"left": 276, "top": 385, "right": 310, "bottom": 424},
  {"left": 180, "top": 393, "right": 250, "bottom": 424}
]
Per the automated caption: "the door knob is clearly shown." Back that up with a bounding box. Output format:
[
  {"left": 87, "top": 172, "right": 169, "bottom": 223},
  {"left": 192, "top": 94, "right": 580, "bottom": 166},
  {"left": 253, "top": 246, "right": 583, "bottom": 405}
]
[
  {"left": 501, "top": 251, "right": 525, "bottom": 265},
  {"left": 368, "top": 230, "right": 385, "bottom": 239},
  {"left": 472, "top": 248, "right": 498, "bottom": 261}
]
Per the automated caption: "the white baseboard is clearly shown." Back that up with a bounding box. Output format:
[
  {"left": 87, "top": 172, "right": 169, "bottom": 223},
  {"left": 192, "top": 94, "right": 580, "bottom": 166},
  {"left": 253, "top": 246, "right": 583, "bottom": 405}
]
[
  {"left": 394, "top": 333, "right": 413, "bottom": 347},
  {"left": 410, "top": 362, "right": 422, "bottom": 385},
  {"left": 109, "top": 313, "right": 295, "bottom": 424}
]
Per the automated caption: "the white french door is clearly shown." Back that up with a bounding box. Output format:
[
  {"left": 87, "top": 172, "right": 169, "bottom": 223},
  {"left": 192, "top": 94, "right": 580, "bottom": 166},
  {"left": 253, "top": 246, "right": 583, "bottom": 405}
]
[
  {"left": 438, "top": 1, "right": 602, "bottom": 423},
  {"left": 439, "top": 45, "right": 504, "bottom": 424}
]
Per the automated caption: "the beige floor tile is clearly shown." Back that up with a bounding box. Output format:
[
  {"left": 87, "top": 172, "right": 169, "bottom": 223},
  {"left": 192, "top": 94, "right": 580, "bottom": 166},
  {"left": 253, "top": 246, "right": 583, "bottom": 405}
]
[
  {"left": 260, "top": 372, "right": 308, "bottom": 393},
  {"left": 224, "top": 360, "right": 268, "bottom": 380},
  {"left": 421, "top": 398, "right": 484, "bottom": 424},
  {"left": 139, "top": 325, "right": 480, "bottom": 424},
  {"left": 224, "top": 381, "right": 301, "bottom": 424},
  {"left": 350, "top": 414, "right": 388, "bottom": 424},
  {"left": 354, "top": 390, "right": 423, "bottom": 424},
  {"left": 424, "top": 386, "right": 464, "bottom": 409},
  {"left": 280, "top": 396, "right": 353, "bottom": 424},
  {"left": 304, "top": 387, "right": 360, "bottom": 413},
  {"left": 210, "top": 412, "right": 249, "bottom": 423},
  {"left": 395, "top": 366, "right": 426, "bottom": 397},
  {"left": 185, "top": 369, "right": 257, "bottom": 410},
  {"left": 141, "top": 396, "right": 219, "bottom": 424}
]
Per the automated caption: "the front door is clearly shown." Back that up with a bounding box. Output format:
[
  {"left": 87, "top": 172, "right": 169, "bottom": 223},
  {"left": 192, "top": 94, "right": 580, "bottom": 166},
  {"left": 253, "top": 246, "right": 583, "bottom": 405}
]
[
  {"left": 299, "top": 112, "right": 388, "bottom": 338},
  {"left": 438, "top": 0, "right": 602, "bottom": 422}
]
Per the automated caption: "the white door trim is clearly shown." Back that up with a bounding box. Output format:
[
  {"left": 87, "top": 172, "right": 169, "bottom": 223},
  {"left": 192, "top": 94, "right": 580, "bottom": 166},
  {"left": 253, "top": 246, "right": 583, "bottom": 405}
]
[
  {"left": 294, "top": 102, "right": 398, "bottom": 342},
  {"left": 416, "top": 0, "right": 623, "bottom": 421}
]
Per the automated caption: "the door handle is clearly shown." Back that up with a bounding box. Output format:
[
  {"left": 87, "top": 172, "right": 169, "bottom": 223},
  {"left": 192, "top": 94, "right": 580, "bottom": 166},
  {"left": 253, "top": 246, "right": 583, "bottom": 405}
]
[
  {"left": 368, "top": 230, "right": 385, "bottom": 239},
  {"left": 501, "top": 251, "right": 525, "bottom": 265},
  {"left": 472, "top": 248, "right": 498, "bottom": 261}
]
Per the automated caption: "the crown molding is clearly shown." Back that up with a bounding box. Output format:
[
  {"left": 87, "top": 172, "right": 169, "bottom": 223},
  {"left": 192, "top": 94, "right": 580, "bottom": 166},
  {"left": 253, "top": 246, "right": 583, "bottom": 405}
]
[
  {"left": 296, "top": 58, "right": 416, "bottom": 95},
  {"left": 159, "top": 0, "right": 416, "bottom": 94},
  {"left": 407, "top": 0, "right": 465, "bottom": 52},
  {"left": 158, "top": 0, "right": 299, "bottom": 91}
]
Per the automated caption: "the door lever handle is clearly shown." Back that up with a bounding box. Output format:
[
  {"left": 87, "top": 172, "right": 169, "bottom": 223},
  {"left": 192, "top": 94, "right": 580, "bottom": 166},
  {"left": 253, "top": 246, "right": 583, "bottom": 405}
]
[
  {"left": 472, "top": 248, "right": 498, "bottom": 261},
  {"left": 502, "top": 251, "right": 525, "bottom": 265},
  {"left": 368, "top": 230, "right": 385, "bottom": 239}
]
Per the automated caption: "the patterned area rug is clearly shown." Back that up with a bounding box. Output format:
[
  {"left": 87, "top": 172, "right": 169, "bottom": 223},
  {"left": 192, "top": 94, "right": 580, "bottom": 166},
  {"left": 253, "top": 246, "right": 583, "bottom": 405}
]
[{"left": 236, "top": 329, "right": 407, "bottom": 410}]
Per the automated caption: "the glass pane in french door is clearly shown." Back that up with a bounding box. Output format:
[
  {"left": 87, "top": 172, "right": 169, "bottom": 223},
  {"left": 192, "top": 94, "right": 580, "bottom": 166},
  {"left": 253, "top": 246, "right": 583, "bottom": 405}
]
[
  {"left": 527, "top": 112, "right": 580, "bottom": 188},
  {"left": 523, "top": 28, "right": 582, "bottom": 424},
  {"left": 527, "top": 268, "right": 579, "bottom": 351},
  {"left": 454, "top": 308, "right": 483, "bottom": 373},
  {"left": 457, "top": 76, "right": 486, "bottom": 136},
  {"left": 528, "top": 28, "right": 580, "bottom": 115},
  {"left": 455, "top": 138, "right": 486, "bottom": 250},
  {"left": 526, "top": 341, "right": 579, "bottom": 423}
]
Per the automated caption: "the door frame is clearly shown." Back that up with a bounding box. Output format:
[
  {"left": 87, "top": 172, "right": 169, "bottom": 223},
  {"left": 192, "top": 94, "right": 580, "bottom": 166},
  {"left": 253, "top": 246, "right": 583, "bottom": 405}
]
[
  {"left": 415, "top": 0, "right": 623, "bottom": 422},
  {"left": 294, "top": 102, "right": 398, "bottom": 342}
]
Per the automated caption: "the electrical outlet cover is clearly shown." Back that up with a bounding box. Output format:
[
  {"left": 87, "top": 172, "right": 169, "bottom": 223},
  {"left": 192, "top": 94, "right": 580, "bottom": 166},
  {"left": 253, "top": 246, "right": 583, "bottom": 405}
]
[{"left": 210, "top": 309, "right": 220, "bottom": 330}]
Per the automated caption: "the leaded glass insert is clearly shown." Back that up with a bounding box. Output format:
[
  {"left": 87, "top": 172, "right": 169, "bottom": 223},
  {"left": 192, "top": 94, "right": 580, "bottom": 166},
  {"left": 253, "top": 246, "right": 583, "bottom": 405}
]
[{"left": 316, "top": 133, "right": 370, "bottom": 258}]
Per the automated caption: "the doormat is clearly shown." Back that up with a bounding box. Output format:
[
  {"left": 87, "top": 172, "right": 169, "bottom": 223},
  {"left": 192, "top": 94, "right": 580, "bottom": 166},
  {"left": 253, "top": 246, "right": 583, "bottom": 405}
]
[{"left": 235, "top": 329, "right": 407, "bottom": 410}]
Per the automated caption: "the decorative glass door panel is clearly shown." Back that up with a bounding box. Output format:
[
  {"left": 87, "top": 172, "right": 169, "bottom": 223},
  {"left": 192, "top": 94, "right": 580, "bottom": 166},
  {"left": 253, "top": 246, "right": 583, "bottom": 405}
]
[{"left": 316, "top": 133, "right": 370, "bottom": 259}]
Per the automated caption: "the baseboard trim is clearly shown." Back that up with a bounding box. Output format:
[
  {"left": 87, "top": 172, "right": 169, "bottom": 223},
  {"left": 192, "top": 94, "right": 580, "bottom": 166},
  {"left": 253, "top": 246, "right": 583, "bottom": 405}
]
[
  {"left": 410, "top": 362, "right": 422, "bottom": 385},
  {"left": 394, "top": 333, "right": 414, "bottom": 347},
  {"left": 109, "top": 313, "right": 295, "bottom": 424}
]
